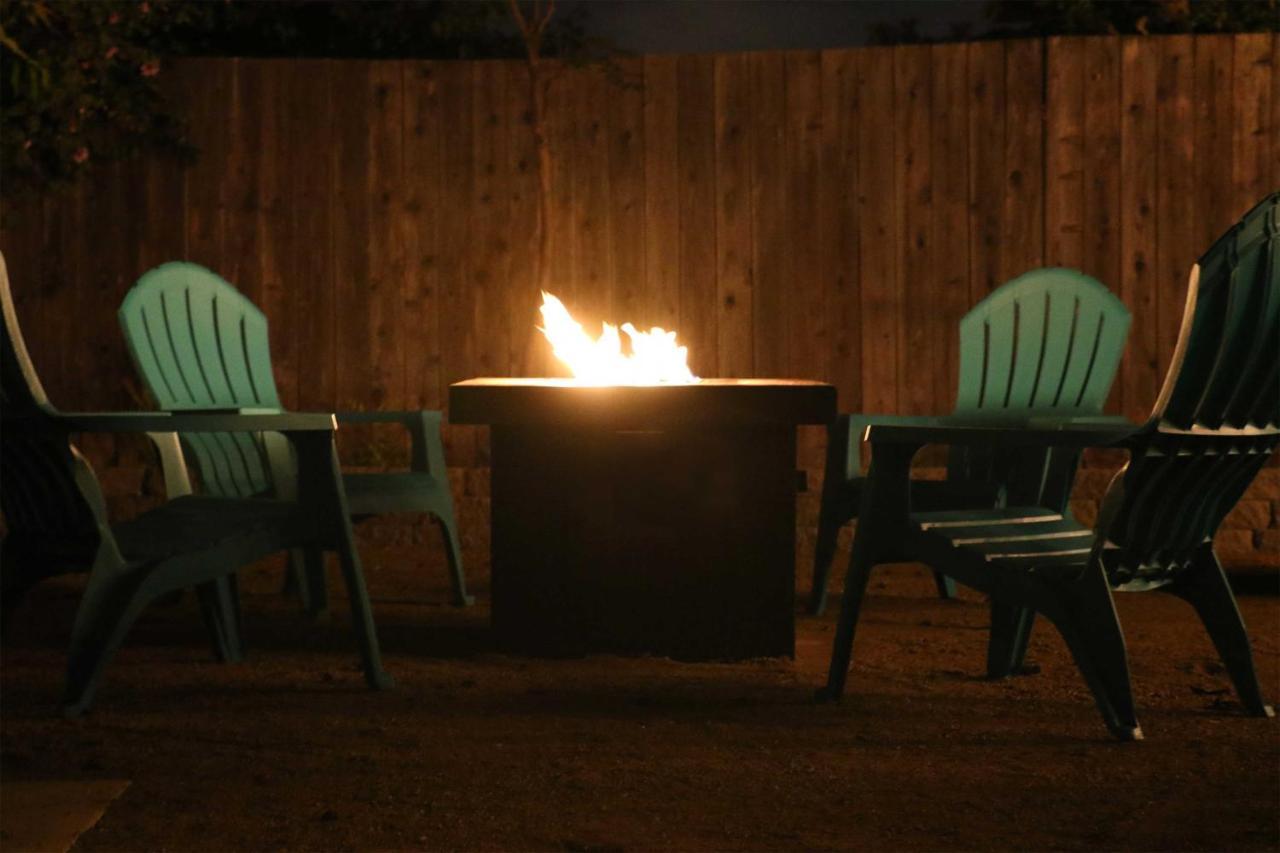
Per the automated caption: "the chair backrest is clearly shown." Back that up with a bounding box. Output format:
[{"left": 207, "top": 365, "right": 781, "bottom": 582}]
[
  {"left": 0, "top": 252, "right": 103, "bottom": 562},
  {"left": 954, "top": 267, "right": 1131, "bottom": 417},
  {"left": 948, "top": 268, "right": 1131, "bottom": 508},
  {"left": 1101, "top": 194, "right": 1279, "bottom": 587},
  {"left": 119, "top": 262, "right": 280, "bottom": 497}
]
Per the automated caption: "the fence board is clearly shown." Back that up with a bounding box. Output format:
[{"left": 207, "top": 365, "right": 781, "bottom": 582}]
[
  {"left": 968, "top": 41, "right": 1005, "bottom": 301},
  {"left": 749, "top": 52, "right": 787, "bottom": 378},
  {"left": 929, "top": 43, "right": 970, "bottom": 413},
  {"left": 895, "top": 45, "right": 933, "bottom": 417},
  {"left": 403, "top": 60, "right": 444, "bottom": 410},
  {"left": 857, "top": 47, "right": 898, "bottom": 414},
  {"left": 714, "top": 52, "right": 754, "bottom": 377},
  {"left": 1156, "top": 37, "right": 1195, "bottom": 382},
  {"left": 1046, "top": 38, "right": 1085, "bottom": 268},
  {"left": 1002, "top": 39, "right": 1044, "bottom": 282},
  {"left": 1232, "top": 34, "right": 1273, "bottom": 217},
  {"left": 675, "top": 54, "right": 718, "bottom": 377},
  {"left": 820, "top": 48, "right": 860, "bottom": 411},
  {"left": 642, "top": 55, "right": 681, "bottom": 335},
  {"left": 288, "top": 60, "right": 336, "bottom": 412},
  {"left": 1120, "top": 38, "right": 1161, "bottom": 421}
]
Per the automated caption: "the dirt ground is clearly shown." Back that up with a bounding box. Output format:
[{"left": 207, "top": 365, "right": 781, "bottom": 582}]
[{"left": 3, "top": 536, "right": 1278, "bottom": 852}]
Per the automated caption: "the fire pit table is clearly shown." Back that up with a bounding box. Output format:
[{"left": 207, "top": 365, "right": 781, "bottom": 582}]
[{"left": 450, "top": 379, "right": 836, "bottom": 660}]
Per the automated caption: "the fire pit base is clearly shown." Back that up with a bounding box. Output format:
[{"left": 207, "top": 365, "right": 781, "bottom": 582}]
[{"left": 451, "top": 379, "right": 836, "bottom": 661}]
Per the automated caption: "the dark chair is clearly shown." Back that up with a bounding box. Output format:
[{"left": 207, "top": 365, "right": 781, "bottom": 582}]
[
  {"left": 118, "top": 262, "right": 471, "bottom": 614},
  {"left": 819, "top": 193, "right": 1279, "bottom": 740},
  {"left": 811, "top": 268, "right": 1130, "bottom": 615},
  {"left": 0, "top": 252, "right": 392, "bottom": 716}
]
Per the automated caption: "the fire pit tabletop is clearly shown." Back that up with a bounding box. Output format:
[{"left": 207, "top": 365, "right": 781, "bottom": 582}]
[{"left": 450, "top": 378, "right": 835, "bottom": 428}]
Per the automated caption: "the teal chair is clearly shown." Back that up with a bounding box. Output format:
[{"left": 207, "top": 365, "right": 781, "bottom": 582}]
[
  {"left": 811, "top": 268, "right": 1132, "bottom": 624},
  {"left": 119, "top": 262, "right": 471, "bottom": 614},
  {"left": 0, "top": 252, "right": 390, "bottom": 715},
  {"left": 820, "top": 193, "right": 1279, "bottom": 740}
]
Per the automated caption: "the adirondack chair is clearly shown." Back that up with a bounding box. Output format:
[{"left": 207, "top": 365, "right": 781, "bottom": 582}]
[
  {"left": 819, "top": 193, "right": 1279, "bottom": 740},
  {"left": 118, "top": 262, "right": 471, "bottom": 614},
  {"left": 0, "top": 252, "right": 391, "bottom": 716},
  {"left": 811, "top": 268, "right": 1131, "bottom": 616}
]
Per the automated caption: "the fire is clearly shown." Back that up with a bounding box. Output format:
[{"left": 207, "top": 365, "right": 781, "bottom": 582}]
[{"left": 537, "top": 292, "right": 699, "bottom": 385}]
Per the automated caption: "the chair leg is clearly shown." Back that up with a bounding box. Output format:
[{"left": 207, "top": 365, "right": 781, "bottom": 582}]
[
  {"left": 817, "top": 544, "right": 878, "bottom": 702},
  {"left": 1050, "top": 571, "right": 1142, "bottom": 741},
  {"left": 933, "top": 571, "right": 957, "bottom": 600},
  {"left": 433, "top": 513, "right": 474, "bottom": 607},
  {"left": 1169, "top": 548, "right": 1275, "bottom": 719},
  {"left": 987, "top": 601, "right": 1036, "bottom": 679},
  {"left": 62, "top": 572, "right": 151, "bottom": 718},
  {"left": 302, "top": 547, "right": 329, "bottom": 619},
  {"left": 809, "top": 510, "right": 843, "bottom": 616},
  {"left": 195, "top": 575, "right": 245, "bottom": 663},
  {"left": 332, "top": 527, "right": 394, "bottom": 691}
]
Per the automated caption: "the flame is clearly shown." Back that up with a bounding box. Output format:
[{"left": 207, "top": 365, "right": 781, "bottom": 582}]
[{"left": 537, "top": 292, "right": 699, "bottom": 385}]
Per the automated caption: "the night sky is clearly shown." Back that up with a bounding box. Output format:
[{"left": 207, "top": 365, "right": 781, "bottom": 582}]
[{"left": 560, "top": 0, "right": 990, "bottom": 53}]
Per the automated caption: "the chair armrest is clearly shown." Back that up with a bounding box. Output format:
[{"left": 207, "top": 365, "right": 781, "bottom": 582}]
[
  {"left": 865, "top": 418, "right": 1142, "bottom": 451},
  {"left": 839, "top": 414, "right": 946, "bottom": 478},
  {"left": 335, "top": 410, "right": 446, "bottom": 475},
  {"left": 47, "top": 411, "right": 337, "bottom": 434},
  {"left": 145, "top": 431, "right": 193, "bottom": 498}
]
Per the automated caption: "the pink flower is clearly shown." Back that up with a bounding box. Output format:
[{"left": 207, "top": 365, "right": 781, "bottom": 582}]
[
  {"left": 140, "top": 60, "right": 160, "bottom": 78},
  {"left": 108, "top": 12, "right": 120, "bottom": 24},
  {"left": 140, "top": 2, "right": 150, "bottom": 13},
  {"left": 105, "top": 46, "right": 119, "bottom": 60},
  {"left": 22, "top": 139, "right": 32, "bottom": 151},
  {"left": 72, "top": 147, "right": 90, "bottom": 164}
]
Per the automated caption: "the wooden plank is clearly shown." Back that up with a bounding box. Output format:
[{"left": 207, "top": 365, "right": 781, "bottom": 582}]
[
  {"left": 254, "top": 59, "right": 295, "bottom": 409},
  {"left": 471, "top": 59, "right": 511, "bottom": 381},
  {"left": 330, "top": 60, "right": 374, "bottom": 413},
  {"left": 224, "top": 59, "right": 262, "bottom": 307},
  {"left": 1045, "top": 37, "right": 1086, "bottom": 268},
  {"left": 968, "top": 40, "right": 1005, "bottom": 302},
  {"left": 785, "top": 51, "right": 825, "bottom": 386},
  {"left": 819, "top": 48, "right": 860, "bottom": 412},
  {"left": 749, "top": 51, "right": 788, "bottom": 379},
  {"left": 183, "top": 59, "right": 232, "bottom": 273},
  {"left": 1155, "top": 36, "right": 1195, "bottom": 382},
  {"left": 403, "top": 60, "right": 444, "bottom": 408},
  {"left": 856, "top": 47, "right": 899, "bottom": 414},
  {"left": 785, "top": 50, "right": 825, "bottom": 470},
  {"left": 605, "top": 57, "right": 647, "bottom": 344},
  {"left": 289, "top": 60, "right": 336, "bottom": 412},
  {"left": 1193, "top": 35, "right": 1235, "bottom": 249},
  {"left": 894, "top": 44, "right": 933, "bottom": 417},
  {"left": 676, "top": 54, "right": 718, "bottom": 378},
  {"left": 714, "top": 52, "right": 754, "bottom": 377},
  {"left": 543, "top": 60, "right": 577, "bottom": 374},
  {"left": 437, "top": 60, "right": 479, "bottom": 465},
  {"left": 1002, "top": 38, "right": 1044, "bottom": 282},
  {"left": 642, "top": 55, "right": 681, "bottom": 334},
  {"left": 368, "top": 61, "right": 406, "bottom": 413},
  {"left": 1231, "top": 33, "right": 1272, "bottom": 217},
  {"left": 571, "top": 65, "right": 613, "bottom": 336},
  {"left": 504, "top": 59, "right": 543, "bottom": 379},
  {"left": 40, "top": 183, "right": 82, "bottom": 408},
  {"left": 1273, "top": 33, "right": 1280, "bottom": 193},
  {"left": 1119, "top": 37, "right": 1161, "bottom": 422},
  {"left": 1081, "top": 37, "right": 1123, "bottom": 415},
  {"left": 929, "top": 42, "right": 970, "bottom": 414}
]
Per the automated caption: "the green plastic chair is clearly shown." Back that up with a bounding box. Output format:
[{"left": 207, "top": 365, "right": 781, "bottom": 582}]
[
  {"left": 819, "top": 193, "right": 1279, "bottom": 740},
  {"left": 811, "top": 268, "right": 1131, "bottom": 616},
  {"left": 0, "top": 252, "right": 391, "bottom": 716},
  {"left": 119, "top": 262, "right": 471, "bottom": 614}
]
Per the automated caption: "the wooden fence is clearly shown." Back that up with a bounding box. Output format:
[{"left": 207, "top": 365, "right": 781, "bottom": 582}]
[{"left": 2, "top": 34, "right": 1277, "bottom": 478}]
